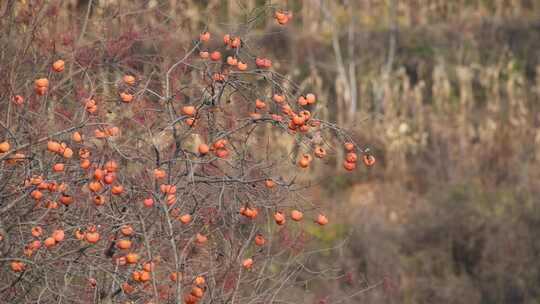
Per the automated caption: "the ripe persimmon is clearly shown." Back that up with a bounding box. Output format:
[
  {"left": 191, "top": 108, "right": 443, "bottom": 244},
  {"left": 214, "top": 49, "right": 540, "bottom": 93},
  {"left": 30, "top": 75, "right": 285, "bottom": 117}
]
[
  {"left": 31, "top": 226, "right": 43, "bottom": 237},
  {"left": 316, "top": 214, "right": 329, "bottom": 225},
  {"left": 143, "top": 261, "right": 155, "bottom": 272},
  {"left": 52, "top": 229, "right": 65, "bottom": 242},
  {"left": 85, "top": 278, "right": 96, "bottom": 289},
  {"left": 191, "top": 285, "right": 204, "bottom": 298},
  {"left": 255, "top": 57, "right": 272, "bottom": 68},
  {"left": 213, "top": 138, "right": 227, "bottom": 149},
  {"left": 362, "top": 154, "right": 376, "bottom": 167},
  {"left": 282, "top": 104, "right": 293, "bottom": 116},
  {"left": 23, "top": 247, "right": 33, "bottom": 257},
  {"left": 79, "top": 148, "right": 90, "bottom": 159},
  {"left": 343, "top": 160, "right": 356, "bottom": 171},
  {"left": 94, "top": 129, "right": 107, "bottom": 138},
  {"left": 60, "top": 194, "right": 73, "bottom": 205},
  {"left": 274, "top": 211, "right": 286, "bottom": 225},
  {"left": 116, "top": 239, "right": 132, "bottom": 250},
  {"left": 290, "top": 210, "right": 303, "bottom": 221},
  {"left": 92, "top": 195, "right": 105, "bottom": 206},
  {"left": 292, "top": 115, "right": 305, "bottom": 126},
  {"left": 85, "top": 231, "right": 100, "bottom": 243},
  {"left": 0, "top": 141, "right": 10, "bottom": 153},
  {"left": 275, "top": 10, "right": 292, "bottom": 25},
  {"left": 88, "top": 181, "right": 102, "bottom": 192},
  {"left": 44, "top": 237, "right": 56, "bottom": 248},
  {"left": 12, "top": 95, "right": 24, "bottom": 105},
  {"left": 154, "top": 168, "right": 166, "bottom": 179},
  {"left": 93, "top": 168, "right": 105, "bottom": 180},
  {"left": 161, "top": 184, "right": 176, "bottom": 193},
  {"left": 298, "top": 154, "right": 312, "bottom": 168},
  {"left": 230, "top": 37, "right": 241, "bottom": 48},
  {"left": 179, "top": 214, "right": 192, "bottom": 224},
  {"left": 346, "top": 152, "right": 357, "bottom": 163},
  {"left": 226, "top": 56, "right": 238, "bottom": 66},
  {"left": 123, "top": 75, "right": 136, "bottom": 85},
  {"left": 114, "top": 257, "right": 126, "bottom": 266},
  {"left": 210, "top": 51, "right": 221, "bottom": 61},
  {"left": 72, "top": 131, "right": 83, "bottom": 142},
  {"left": 31, "top": 190, "right": 43, "bottom": 200},
  {"left": 125, "top": 252, "right": 139, "bottom": 264},
  {"left": 10, "top": 261, "right": 26, "bottom": 272},
  {"left": 103, "top": 173, "right": 115, "bottom": 184},
  {"left": 29, "top": 175, "right": 43, "bottom": 185},
  {"left": 132, "top": 270, "right": 141, "bottom": 282},
  {"left": 143, "top": 198, "right": 154, "bottom": 207},
  {"left": 45, "top": 200, "right": 59, "bottom": 209},
  {"left": 237, "top": 61, "right": 248, "bottom": 71},
  {"left": 120, "top": 225, "right": 133, "bottom": 236},
  {"left": 193, "top": 276, "right": 205, "bottom": 286},
  {"left": 52, "top": 60, "right": 65, "bottom": 72},
  {"left": 242, "top": 258, "right": 253, "bottom": 269},
  {"left": 195, "top": 233, "right": 208, "bottom": 244},
  {"left": 169, "top": 272, "right": 181, "bottom": 282},
  {"left": 85, "top": 99, "right": 97, "bottom": 114},
  {"left": 166, "top": 194, "right": 176, "bottom": 205},
  {"left": 255, "top": 99, "right": 266, "bottom": 109},
  {"left": 213, "top": 72, "right": 226, "bottom": 82},
  {"left": 199, "top": 51, "right": 209, "bottom": 59},
  {"left": 265, "top": 179, "right": 275, "bottom": 188},
  {"left": 198, "top": 144, "right": 210, "bottom": 155},
  {"left": 241, "top": 206, "right": 258, "bottom": 219},
  {"left": 104, "top": 160, "right": 118, "bottom": 172},
  {"left": 181, "top": 106, "right": 196, "bottom": 116},
  {"left": 298, "top": 124, "right": 309, "bottom": 133},
  {"left": 185, "top": 294, "right": 199, "bottom": 304},
  {"left": 40, "top": 182, "right": 51, "bottom": 190},
  {"left": 215, "top": 148, "right": 229, "bottom": 158},
  {"left": 271, "top": 114, "right": 283, "bottom": 121},
  {"left": 298, "top": 96, "right": 308, "bottom": 106},
  {"left": 254, "top": 234, "right": 266, "bottom": 246},
  {"left": 314, "top": 147, "right": 326, "bottom": 158},
  {"left": 30, "top": 240, "right": 41, "bottom": 249},
  {"left": 273, "top": 94, "right": 285, "bottom": 104},
  {"left": 299, "top": 110, "right": 311, "bottom": 120},
  {"left": 53, "top": 163, "right": 65, "bottom": 172},
  {"left": 105, "top": 126, "right": 120, "bottom": 137},
  {"left": 6, "top": 152, "right": 25, "bottom": 165},
  {"left": 34, "top": 78, "right": 49, "bottom": 95},
  {"left": 139, "top": 270, "right": 151, "bottom": 282},
  {"left": 62, "top": 147, "right": 73, "bottom": 158},
  {"left": 306, "top": 93, "right": 316, "bottom": 104},
  {"left": 122, "top": 282, "right": 135, "bottom": 294},
  {"left": 74, "top": 229, "right": 85, "bottom": 240},
  {"left": 47, "top": 141, "right": 61, "bottom": 153},
  {"left": 111, "top": 185, "right": 124, "bottom": 195},
  {"left": 120, "top": 92, "right": 133, "bottom": 103},
  {"left": 199, "top": 31, "right": 210, "bottom": 42}
]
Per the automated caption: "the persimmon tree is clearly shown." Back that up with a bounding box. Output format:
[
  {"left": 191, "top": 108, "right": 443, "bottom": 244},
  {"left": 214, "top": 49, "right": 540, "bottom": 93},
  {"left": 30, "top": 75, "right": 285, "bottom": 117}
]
[{"left": 0, "top": 3, "right": 374, "bottom": 303}]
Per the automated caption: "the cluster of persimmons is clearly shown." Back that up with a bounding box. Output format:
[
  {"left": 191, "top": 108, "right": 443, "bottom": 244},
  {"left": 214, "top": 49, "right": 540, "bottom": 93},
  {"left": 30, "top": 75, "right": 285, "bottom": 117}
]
[{"left": 0, "top": 7, "right": 374, "bottom": 304}]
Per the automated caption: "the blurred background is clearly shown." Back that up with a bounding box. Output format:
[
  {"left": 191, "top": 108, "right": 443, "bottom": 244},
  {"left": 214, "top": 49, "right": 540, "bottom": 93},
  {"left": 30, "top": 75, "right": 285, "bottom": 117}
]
[
  {"left": 11, "top": 0, "right": 540, "bottom": 302},
  {"left": 213, "top": 1, "right": 540, "bottom": 303}
]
